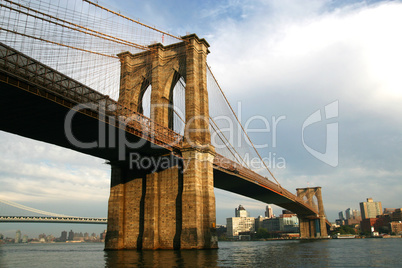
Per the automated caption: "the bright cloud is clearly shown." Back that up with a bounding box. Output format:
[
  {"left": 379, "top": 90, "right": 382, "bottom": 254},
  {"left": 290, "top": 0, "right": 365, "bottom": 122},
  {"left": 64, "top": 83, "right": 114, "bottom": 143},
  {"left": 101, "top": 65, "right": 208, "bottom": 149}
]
[
  {"left": 0, "top": 132, "right": 110, "bottom": 206},
  {"left": 206, "top": 0, "right": 402, "bottom": 221}
]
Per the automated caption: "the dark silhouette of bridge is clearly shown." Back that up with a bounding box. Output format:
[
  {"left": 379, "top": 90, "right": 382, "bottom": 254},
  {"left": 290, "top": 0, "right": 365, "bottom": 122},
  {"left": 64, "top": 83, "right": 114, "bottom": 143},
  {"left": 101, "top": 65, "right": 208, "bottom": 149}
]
[{"left": 0, "top": 0, "right": 329, "bottom": 250}]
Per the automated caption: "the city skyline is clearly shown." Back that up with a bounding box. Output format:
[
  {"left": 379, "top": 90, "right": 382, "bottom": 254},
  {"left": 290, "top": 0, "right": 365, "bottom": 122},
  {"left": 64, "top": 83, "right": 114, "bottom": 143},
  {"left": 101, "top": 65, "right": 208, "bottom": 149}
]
[
  {"left": 1, "top": 228, "right": 106, "bottom": 242},
  {"left": 1, "top": 0, "right": 402, "bottom": 237}
]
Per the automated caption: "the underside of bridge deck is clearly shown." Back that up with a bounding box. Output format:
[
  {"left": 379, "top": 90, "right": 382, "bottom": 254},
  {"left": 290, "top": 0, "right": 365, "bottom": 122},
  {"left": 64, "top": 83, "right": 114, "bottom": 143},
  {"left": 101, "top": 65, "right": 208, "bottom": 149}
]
[{"left": 0, "top": 76, "right": 171, "bottom": 163}]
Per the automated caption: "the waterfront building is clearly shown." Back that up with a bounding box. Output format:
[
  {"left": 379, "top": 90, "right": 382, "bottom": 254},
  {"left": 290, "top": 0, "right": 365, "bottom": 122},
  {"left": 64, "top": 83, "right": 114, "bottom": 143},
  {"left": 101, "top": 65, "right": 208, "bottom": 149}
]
[
  {"left": 235, "top": 205, "right": 249, "bottom": 217},
  {"left": 383, "top": 208, "right": 396, "bottom": 215},
  {"left": 100, "top": 230, "right": 107, "bottom": 241},
  {"left": 391, "top": 208, "right": 402, "bottom": 221},
  {"left": 263, "top": 217, "right": 280, "bottom": 232},
  {"left": 68, "top": 230, "right": 74, "bottom": 241},
  {"left": 280, "top": 213, "right": 299, "bottom": 232},
  {"left": 338, "top": 211, "right": 345, "bottom": 220},
  {"left": 360, "top": 198, "right": 382, "bottom": 219},
  {"left": 227, "top": 205, "right": 255, "bottom": 239},
  {"left": 345, "top": 208, "right": 351, "bottom": 219},
  {"left": 352, "top": 209, "right": 361, "bottom": 219},
  {"left": 389, "top": 221, "right": 402, "bottom": 234},
  {"left": 335, "top": 219, "right": 345, "bottom": 226},
  {"left": 262, "top": 212, "right": 299, "bottom": 233},
  {"left": 345, "top": 209, "right": 361, "bottom": 225},
  {"left": 255, "top": 215, "right": 268, "bottom": 231},
  {"left": 360, "top": 218, "right": 379, "bottom": 233},
  {"left": 46, "top": 235, "right": 55, "bottom": 242},
  {"left": 60, "top": 231, "right": 67, "bottom": 242},
  {"left": 15, "top": 230, "right": 21, "bottom": 243},
  {"left": 22, "top": 235, "right": 28, "bottom": 243},
  {"left": 265, "top": 205, "right": 274, "bottom": 218}
]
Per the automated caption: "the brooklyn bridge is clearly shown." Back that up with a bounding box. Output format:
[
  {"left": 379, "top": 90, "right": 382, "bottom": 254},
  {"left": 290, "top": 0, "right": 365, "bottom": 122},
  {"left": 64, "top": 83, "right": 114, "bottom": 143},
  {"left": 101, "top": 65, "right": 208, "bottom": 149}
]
[{"left": 0, "top": 0, "right": 329, "bottom": 250}]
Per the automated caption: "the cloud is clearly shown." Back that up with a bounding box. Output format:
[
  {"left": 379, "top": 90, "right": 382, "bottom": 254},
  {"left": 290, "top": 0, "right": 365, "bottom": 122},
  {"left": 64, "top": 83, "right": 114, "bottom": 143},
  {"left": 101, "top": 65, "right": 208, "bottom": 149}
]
[
  {"left": 0, "top": 131, "right": 110, "bottom": 208},
  {"left": 206, "top": 0, "right": 402, "bottom": 220}
]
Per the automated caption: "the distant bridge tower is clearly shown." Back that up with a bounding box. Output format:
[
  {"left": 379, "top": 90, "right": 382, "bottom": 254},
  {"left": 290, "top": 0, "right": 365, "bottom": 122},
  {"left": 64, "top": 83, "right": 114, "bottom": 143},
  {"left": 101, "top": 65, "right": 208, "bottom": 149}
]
[
  {"left": 105, "top": 34, "right": 217, "bottom": 250},
  {"left": 296, "top": 187, "right": 328, "bottom": 238}
]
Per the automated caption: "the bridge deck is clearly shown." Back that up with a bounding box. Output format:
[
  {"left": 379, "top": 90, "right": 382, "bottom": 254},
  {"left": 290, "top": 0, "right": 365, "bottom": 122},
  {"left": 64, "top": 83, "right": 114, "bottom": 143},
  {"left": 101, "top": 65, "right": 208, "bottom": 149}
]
[{"left": 0, "top": 216, "right": 107, "bottom": 224}]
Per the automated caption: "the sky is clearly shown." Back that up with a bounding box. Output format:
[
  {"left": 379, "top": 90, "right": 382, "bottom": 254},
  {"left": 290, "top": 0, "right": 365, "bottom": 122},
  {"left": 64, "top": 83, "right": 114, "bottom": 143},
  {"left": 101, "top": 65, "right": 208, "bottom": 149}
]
[{"left": 1, "top": 0, "right": 402, "bottom": 238}]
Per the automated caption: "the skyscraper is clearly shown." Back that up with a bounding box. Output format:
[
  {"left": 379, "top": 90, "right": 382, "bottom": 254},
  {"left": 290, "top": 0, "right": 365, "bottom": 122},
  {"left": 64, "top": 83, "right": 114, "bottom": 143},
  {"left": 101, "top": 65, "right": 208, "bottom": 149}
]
[
  {"left": 227, "top": 205, "right": 255, "bottom": 238},
  {"left": 60, "top": 231, "right": 67, "bottom": 242},
  {"left": 235, "top": 205, "right": 249, "bottom": 217},
  {"left": 360, "top": 198, "right": 382, "bottom": 219},
  {"left": 265, "top": 205, "right": 274, "bottom": 218},
  {"left": 14, "top": 230, "right": 21, "bottom": 243},
  {"left": 338, "top": 211, "right": 345, "bottom": 220},
  {"left": 15, "top": 230, "right": 21, "bottom": 243},
  {"left": 68, "top": 230, "right": 74, "bottom": 241},
  {"left": 352, "top": 209, "right": 361, "bottom": 219},
  {"left": 345, "top": 208, "right": 351, "bottom": 219}
]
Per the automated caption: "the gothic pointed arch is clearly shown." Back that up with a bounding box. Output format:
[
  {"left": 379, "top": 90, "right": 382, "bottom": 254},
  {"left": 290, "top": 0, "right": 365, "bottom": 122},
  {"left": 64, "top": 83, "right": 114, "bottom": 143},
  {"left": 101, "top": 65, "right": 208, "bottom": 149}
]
[
  {"left": 168, "top": 71, "right": 184, "bottom": 131},
  {"left": 137, "top": 78, "right": 151, "bottom": 114}
]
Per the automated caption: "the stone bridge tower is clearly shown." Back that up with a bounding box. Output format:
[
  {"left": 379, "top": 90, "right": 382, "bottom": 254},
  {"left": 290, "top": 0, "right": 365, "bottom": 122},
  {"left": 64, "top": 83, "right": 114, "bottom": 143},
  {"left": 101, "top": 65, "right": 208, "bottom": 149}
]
[
  {"left": 105, "top": 34, "right": 217, "bottom": 250},
  {"left": 296, "top": 187, "right": 328, "bottom": 238}
]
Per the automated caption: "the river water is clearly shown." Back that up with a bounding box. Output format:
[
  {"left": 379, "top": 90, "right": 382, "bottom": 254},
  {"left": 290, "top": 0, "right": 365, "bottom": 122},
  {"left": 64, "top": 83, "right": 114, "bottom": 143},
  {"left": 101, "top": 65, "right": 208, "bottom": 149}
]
[{"left": 0, "top": 239, "right": 401, "bottom": 267}]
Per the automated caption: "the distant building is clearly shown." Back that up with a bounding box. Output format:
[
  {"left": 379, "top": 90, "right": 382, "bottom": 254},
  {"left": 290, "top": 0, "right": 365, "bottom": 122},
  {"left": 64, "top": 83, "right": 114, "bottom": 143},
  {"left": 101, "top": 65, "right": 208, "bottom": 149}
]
[
  {"left": 22, "top": 235, "right": 28, "bottom": 243},
  {"left": 390, "top": 222, "right": 402, "bottom": 234},
  {"left": 15, "top": 230, "right": 21, "bottom": 243},
  {"left": 46, "top": 234, "right": 55, "bottom": 242},
  {"left": 339, "top": 211, "right": 345, "bottom": 220},
  {"left": 262, "top": 212, "right": 299, "bottom": 233},
  {"left": 279, "top": 213, "right": 299, "bottom": 233},
  {"left": 352, "top": 209, "right": 361, "bottom": 219},
  {"left": 235, "top": 205, "right": 249, "bottom": 217},
  {"left": 263, "top": 217, "right": 280, "bottom": 232},
  {"left": 216, "top": 225, "right": 227, "bottom": 239},
  {"left": 361, "top": 218, "right": 379, "bottom": 233},
  {"left": 345, "top": 209, "right": 361, "bottom": 225},
  {"left": 335, "top": 219, "right": 345, "bottom": 226},
  {"left": 360, "top": 198, "right": 382, "bottom": 219},
  {"left": 68, "top": 230, "right": 74, "bottom": 241},
  {"left": 227, "top": 205, "right": 255, "bottom": 239},
  {"left": 391, "top": 208, "right": 402, "bottom": 221},
  {"left": 100, "top": 230, "right": 107, "bottom": 241},
  {"left": 255, "top": 215, "right": 268, "bottom": 231},
  {"left": 265, "top": 205, "right": 274, "bottom": 218},
  {"left": 383, "top": 208, "right": 396, "bottom": 216},
  {"left": 345, "top": 208, "right": 351, "bottom": 220},
  {"left": 60, "top": 231, "right": 67, "bottom": 242}
]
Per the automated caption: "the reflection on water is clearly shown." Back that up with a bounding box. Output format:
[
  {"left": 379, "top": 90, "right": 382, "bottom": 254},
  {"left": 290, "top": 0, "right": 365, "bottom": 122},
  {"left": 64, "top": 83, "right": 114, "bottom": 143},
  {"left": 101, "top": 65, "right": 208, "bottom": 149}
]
[
  {"left": 1, "top": 239, "right": 401, "bottom": 267},
  {"left": 104, "top": 248, "right": 219, "bottom": 268}
]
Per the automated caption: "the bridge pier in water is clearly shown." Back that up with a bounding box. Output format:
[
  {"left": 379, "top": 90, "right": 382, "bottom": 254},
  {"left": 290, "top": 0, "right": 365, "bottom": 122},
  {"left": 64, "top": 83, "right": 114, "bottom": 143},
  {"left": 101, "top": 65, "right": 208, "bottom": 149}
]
[
  {"left": 296, "top": 187, "right": 328, "bottom": 238},
  {"left": 105, "top": 34, "right": 218, "bottom": 250}
]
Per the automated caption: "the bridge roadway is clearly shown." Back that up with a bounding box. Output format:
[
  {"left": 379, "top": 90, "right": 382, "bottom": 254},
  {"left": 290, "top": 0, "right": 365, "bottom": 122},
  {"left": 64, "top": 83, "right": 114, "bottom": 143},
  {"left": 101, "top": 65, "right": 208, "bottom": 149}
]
[
  {"left": 0, "top": 42, "right": 329, "bottom": 226},
  {"left": 0, "top": 216, "right": 107, "bottom": 224}
]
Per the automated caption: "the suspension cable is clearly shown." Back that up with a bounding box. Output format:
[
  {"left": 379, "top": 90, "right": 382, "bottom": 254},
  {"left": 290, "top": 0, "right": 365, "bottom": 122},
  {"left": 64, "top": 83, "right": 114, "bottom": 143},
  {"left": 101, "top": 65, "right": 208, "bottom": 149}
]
[
  {"left": 83, "top": 0, "right": 183, "bottom": 41},
  {"left": 209, "top": 116, "right": 251, "bottom": 169},
  {"left": 0, "top": 199, "right": 72, "bottom": 217},
  {"left": 171, "top": 82, "right": 247, "bottom": 168},
  {"left": 2, "top": 0, "right": 148, "bottom": 50},
  {"left": 0, "top": 27, "right": 118, "bottom": 59},
  {"left": 207, "top": 65, "right": 283, "bottom": 189}
]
